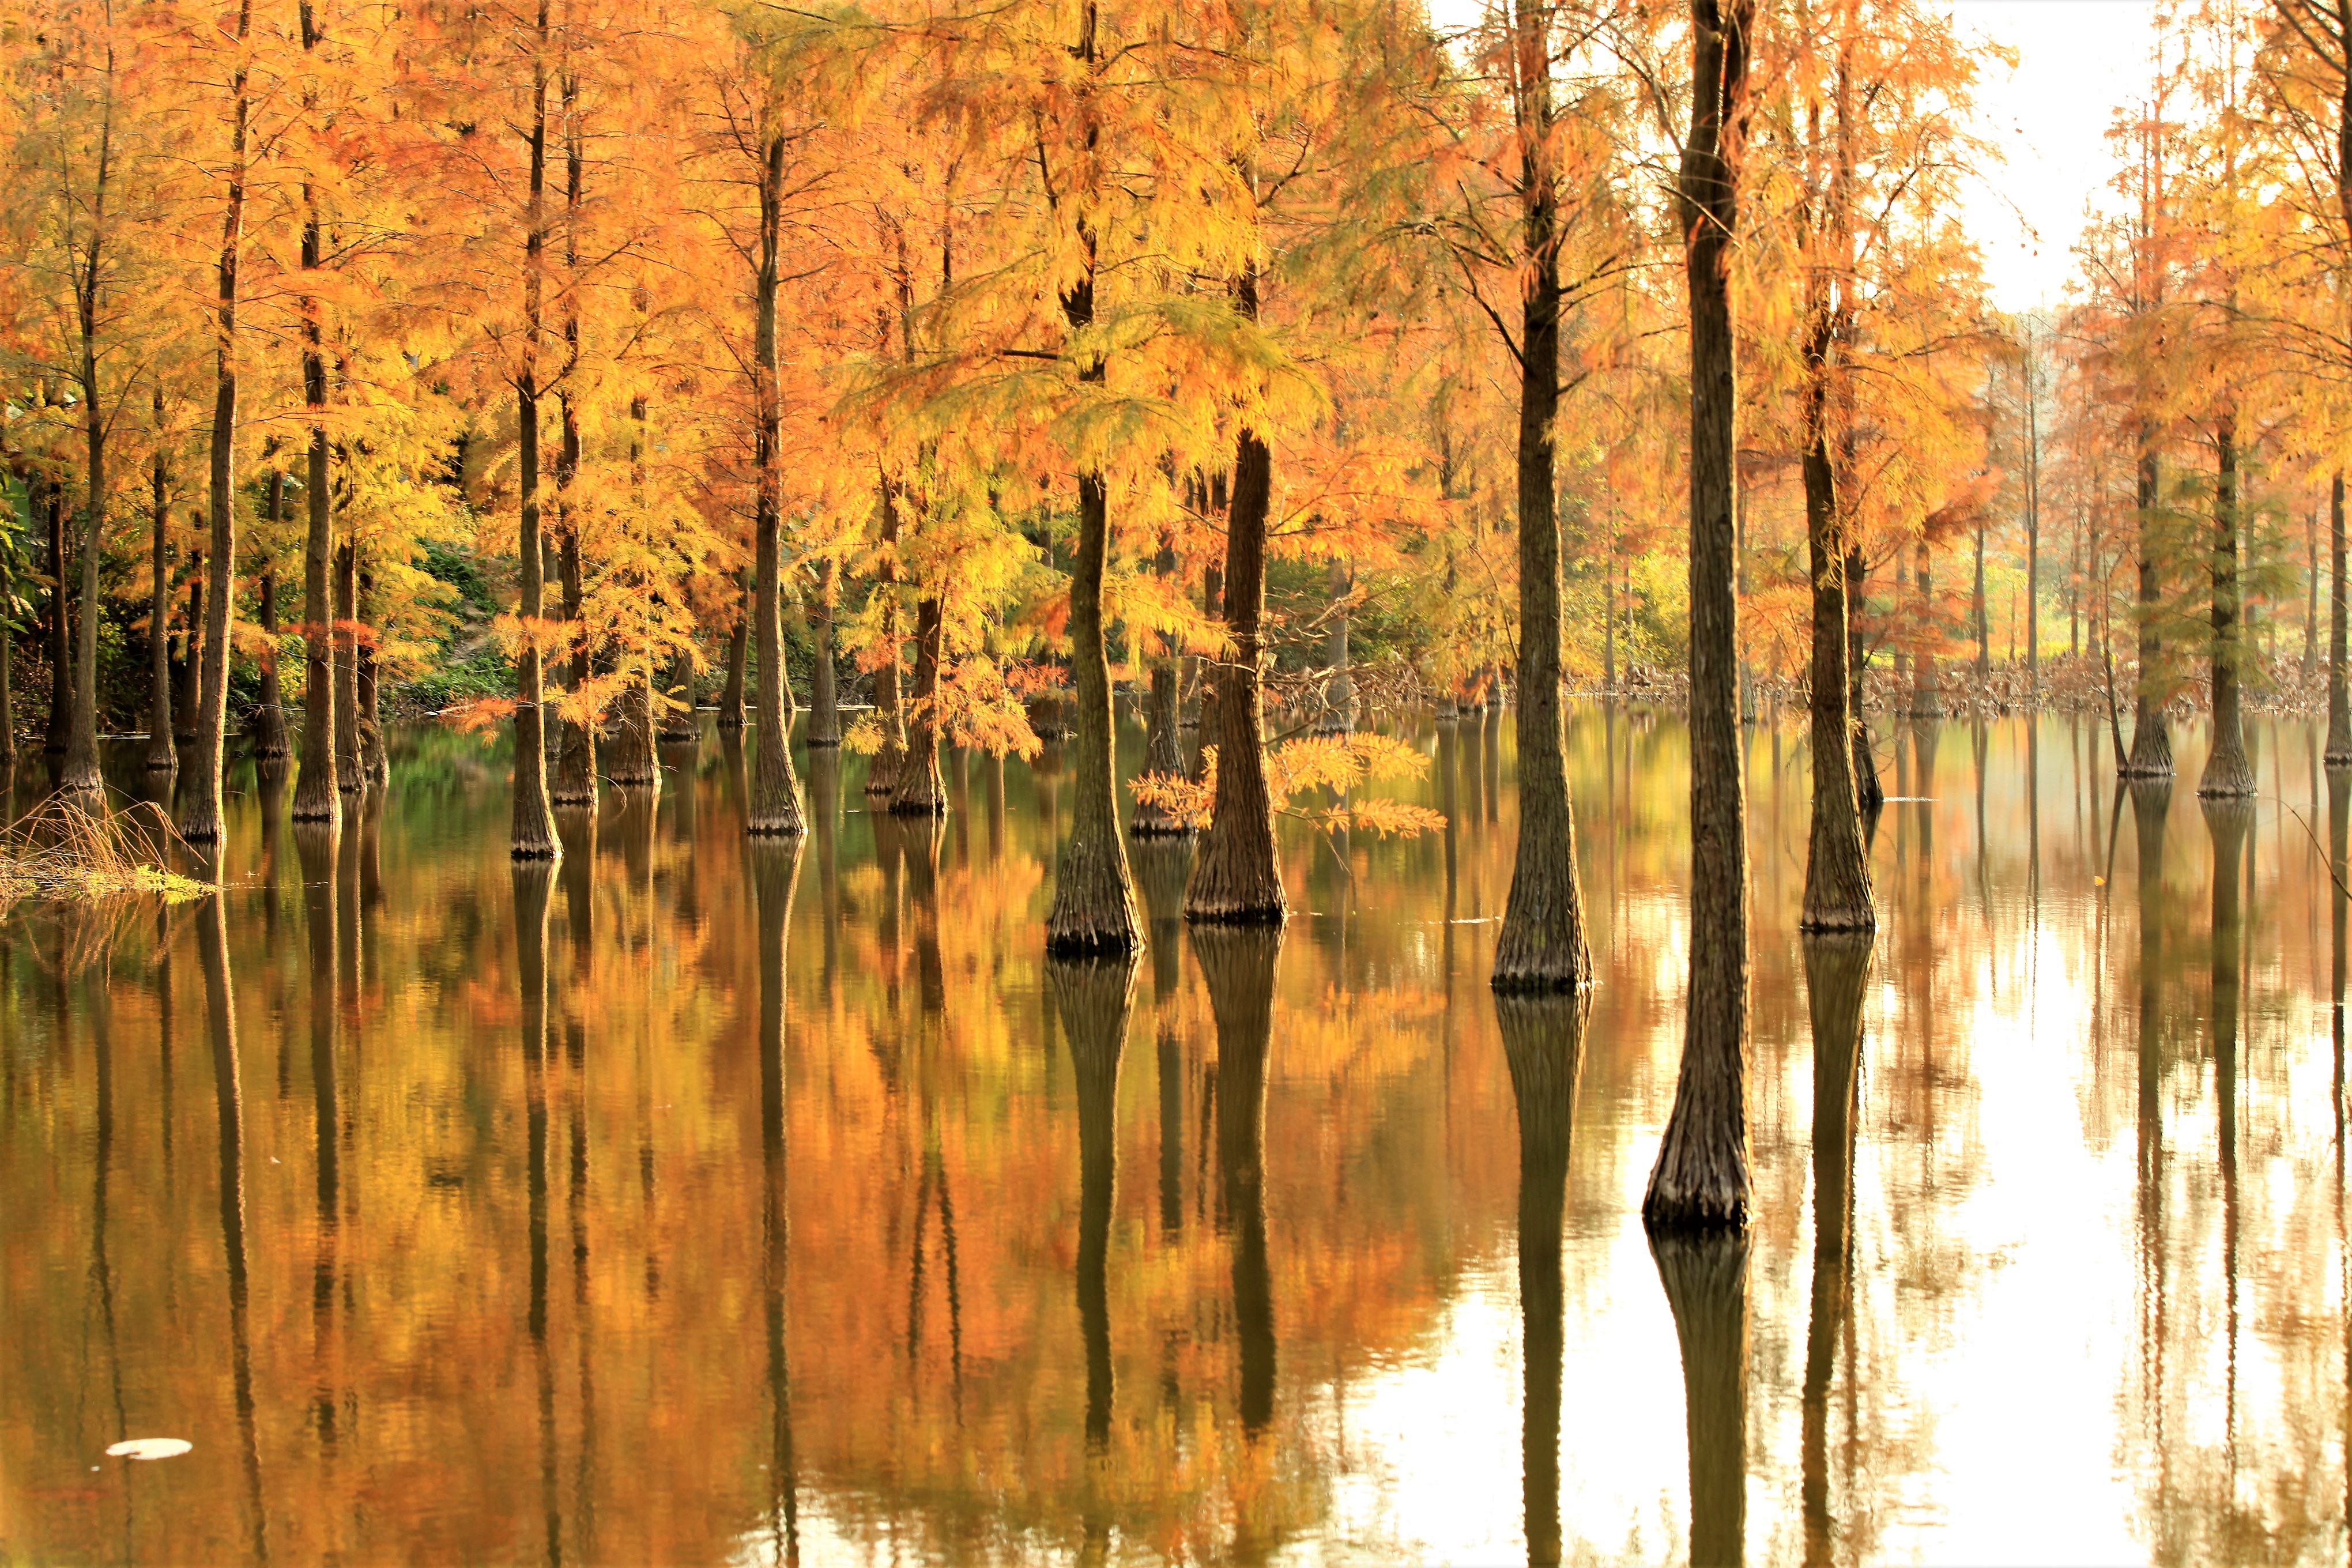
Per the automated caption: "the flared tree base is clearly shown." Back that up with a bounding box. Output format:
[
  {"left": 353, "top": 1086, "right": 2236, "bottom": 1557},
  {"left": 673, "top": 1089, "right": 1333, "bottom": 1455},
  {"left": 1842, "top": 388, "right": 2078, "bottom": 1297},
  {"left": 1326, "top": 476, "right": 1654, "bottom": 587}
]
[{"left": 1047, "top": 836, "right": 1143, "bottom": 956}]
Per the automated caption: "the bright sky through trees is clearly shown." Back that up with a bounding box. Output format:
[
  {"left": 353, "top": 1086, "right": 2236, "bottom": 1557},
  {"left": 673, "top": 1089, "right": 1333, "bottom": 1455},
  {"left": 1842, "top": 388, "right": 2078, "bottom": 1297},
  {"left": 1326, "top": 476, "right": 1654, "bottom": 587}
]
[{"left": 1951, "top": 0, "right": 2167, "bottom": 307}]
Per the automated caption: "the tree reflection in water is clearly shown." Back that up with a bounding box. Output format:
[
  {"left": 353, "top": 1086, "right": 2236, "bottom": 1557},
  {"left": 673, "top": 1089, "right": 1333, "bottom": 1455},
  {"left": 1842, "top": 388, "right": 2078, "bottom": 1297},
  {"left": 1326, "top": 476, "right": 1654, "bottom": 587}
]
[
  {"left": 1652, "top": 1222, "right": 1748, "bottom": 1567},
  {"left": 1497, "top": 992, "right": 1587, "bottom": 1568},
  {"left": 1800, "top": 935, "right": 1869, "bottom": 1567}
]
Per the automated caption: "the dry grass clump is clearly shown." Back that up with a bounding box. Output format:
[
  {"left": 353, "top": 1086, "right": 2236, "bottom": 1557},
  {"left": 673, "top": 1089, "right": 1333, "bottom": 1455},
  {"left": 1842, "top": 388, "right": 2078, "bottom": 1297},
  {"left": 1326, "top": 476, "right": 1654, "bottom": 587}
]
[{"left": 0, "top": 797, "right": 208, "bottom": 907}]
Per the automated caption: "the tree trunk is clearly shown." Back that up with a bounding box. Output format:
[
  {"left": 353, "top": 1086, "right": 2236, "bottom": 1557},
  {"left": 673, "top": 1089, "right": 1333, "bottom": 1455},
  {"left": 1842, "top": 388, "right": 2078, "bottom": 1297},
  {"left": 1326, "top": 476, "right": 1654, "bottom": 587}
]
[
  {"left": 545, "top": 522, "right": 593, "bottom": 804},
  {"left": 549, "top": 58, "right": 595, "bottom": 811},
  {"left": 1493, "top": 3, "right": 1592, "bottom": 990},
  {"left": 147, "top": 416, "right": 178, "bottom": 772},
  {"left": 1047, "top": 469, "right": 1141, "bottom": 949},
  {"left": 748, "top": 126, "right": 804, "bottom": 837},
  {"left": 0, "top": 613, "right": 13, "bottom": 774},
  {"left": 1800, "top": 321, "right": 1872, "bottom": 933},
  {"left": 2304, "top": 504, "right": 2320, "bottom": 682},
  {"left": 507, "top": 6, "right": 559, "bottom": 861},
  {"left": 866, "top": 478, "right": 906, "bottom": 796},
  {"left": 1845, "top": 542, "right": 1881, "bottom": 812},
  {"left": 59, "top": 426, "right": 107, "bottom": 793},
  {"left": 1131, "top": 654, "right": 1190, "bottom": 835},
  {"left": 248, "top": 478, "right": 290, "bottom": 762},
  {"left": 1498, "top": 993, "right": 1588, "bottom": 1568},
  {"left": 1185, "top": 425, "right": 1284, "bottom": 925},
  {"left": 2125, "top": 437, "right": 2173, "bottom": 777},
  {"left": 1646, "top": 0, "right": 1755, "bottom": 1232},
  {"left": 2200, "top": 416, "right": 2255, "bottom": 798},
  {"left": 1320, "top": 557, "right": 1353, "bottom": 733},
  {"left": 357, "top": 570, "right": 385, "bottom": 783},
  {"left": 1044, "top": 20, "right": 1138, "bottom": 951},
  {"left": 610, "top": 671, "right": 658, "bottom": 786},
  {"left": 1909, "top": 541, "right": 1940, "bottom": 719},
  {"left": 334, "top": 538, "right": 361, "bottom": 793},
  {"left": 807, "top": 559, "right": 840, "bottom": 747},
  {"left": 1972, "top": 518, "right": 1989, "bottom": 683},
  {"left": 291, "top": 0, "right": 337, "bottom": 825},
  {"left": 719, "top": 577, "right": 749, "bottom": 732},
  {"left": 890, "top": 595, "right": 947, "bottom": 815},
  {"left": 182, "top": 3, "right": 253, "bottom": 846},
  {"left": 2331, "top": 473, "right": 2350, "bottom": 766},
  {"left": 176, "top": 566, "right": 203, "bottom": 745},
  {"left": 1188, "top": 561, "right": 1223, "bottom": 778},
  {"left": 44, "top": 476, "right": 71, "bottom": 757}
]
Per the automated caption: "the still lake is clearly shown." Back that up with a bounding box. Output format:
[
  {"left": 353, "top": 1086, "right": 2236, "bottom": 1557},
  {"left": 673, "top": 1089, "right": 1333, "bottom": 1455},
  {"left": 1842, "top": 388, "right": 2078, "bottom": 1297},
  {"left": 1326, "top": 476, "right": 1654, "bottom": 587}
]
[{"left": 1, "top": 706, "right": 2343, "bottom": 1566}]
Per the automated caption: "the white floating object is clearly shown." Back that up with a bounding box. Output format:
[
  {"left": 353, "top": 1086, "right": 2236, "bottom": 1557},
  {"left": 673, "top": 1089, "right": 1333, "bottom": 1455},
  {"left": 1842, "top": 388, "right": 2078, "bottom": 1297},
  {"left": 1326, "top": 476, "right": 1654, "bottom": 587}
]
[{"left": 105, "top": 1438, "right": 192, "bottom": 1461}]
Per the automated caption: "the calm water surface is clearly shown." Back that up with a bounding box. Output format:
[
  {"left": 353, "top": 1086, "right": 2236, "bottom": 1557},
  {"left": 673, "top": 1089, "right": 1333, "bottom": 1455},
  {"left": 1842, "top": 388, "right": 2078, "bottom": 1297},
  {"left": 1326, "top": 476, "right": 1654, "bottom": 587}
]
[{"left": 2, "top": 707, "right": 2346, "bottom": 1565}]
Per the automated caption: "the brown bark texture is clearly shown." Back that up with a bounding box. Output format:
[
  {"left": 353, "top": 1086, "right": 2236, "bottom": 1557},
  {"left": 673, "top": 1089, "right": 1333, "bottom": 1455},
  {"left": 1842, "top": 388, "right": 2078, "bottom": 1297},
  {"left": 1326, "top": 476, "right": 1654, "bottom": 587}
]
[
  {"left": 1046, "top": 471, "right": 1140, "bottom": 951},
  {"left": 2333, "top": 473, "right": 2351, "bottom": 765},
  {"left": 1492, "top": 0, "right": 1592, "bottom": 992},
  {"left": 890, "top": 595, "right": 947, "bottom": 815},
  {"left": 1800, "top": 333, "right": 1871, "bottom": 930},
  {"left": 1185, "top": 425, "right": 1286, "bottom": 925},
  {"left": 808, "top": 558, "right": 840, "bottom": 747},
  {"left": 334, "top": 538, "right": 361, "bottom": 793},
  {"left": 181, "top": 10, "right": 252, "bottom": 846},
  {"left": 146, "top": 429, "right": 179, "bottom": 772},
  {"left": 1130, "top": 657, "right": 1192, "bottom": 835},
  {"left": 2124, "top": 440, "right": 2174, "bottom": 777},
  {"left": 1646, "top": 0, "right": 1755, "bottom": 1231},
  {"left": 747, "top": 128, "right": 804, "bottom": 838},
  {"left": 2198, "top": 418, "right": 2254, "bottom": 797}
]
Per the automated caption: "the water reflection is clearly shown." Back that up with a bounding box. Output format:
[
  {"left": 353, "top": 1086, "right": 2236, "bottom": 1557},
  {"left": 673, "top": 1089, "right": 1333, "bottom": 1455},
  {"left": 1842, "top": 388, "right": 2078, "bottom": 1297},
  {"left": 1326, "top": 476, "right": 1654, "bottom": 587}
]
[{"left": 7, "top": 714, "right": 2352, "bottom": 1563}]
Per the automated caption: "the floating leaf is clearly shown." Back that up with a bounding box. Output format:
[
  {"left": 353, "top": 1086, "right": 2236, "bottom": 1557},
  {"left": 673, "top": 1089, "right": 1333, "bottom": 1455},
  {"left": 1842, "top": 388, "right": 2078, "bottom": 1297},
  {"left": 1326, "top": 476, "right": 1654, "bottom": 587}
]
[{"left": 105, "top": 1438, "right": 192, "bottom": 1461}]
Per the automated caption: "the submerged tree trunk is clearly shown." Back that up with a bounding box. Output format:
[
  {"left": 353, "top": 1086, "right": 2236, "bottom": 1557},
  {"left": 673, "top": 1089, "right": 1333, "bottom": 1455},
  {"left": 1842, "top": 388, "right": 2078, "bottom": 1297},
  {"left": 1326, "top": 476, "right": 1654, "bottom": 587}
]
[
  {"left": 507, "top": 10, "right": 560, "bottom": 861},
  {"left": 182, "top": 4, "right": 254, "bottom": 846},
  {"left": 1043, "top": 15, "right": 1137, "bottom": 953},
  {"left": 1188, "top": 561, "right": 1223, "bottom": 779},
  {"left": 357, "top": 570, "right": 386, "bottom": 783},
  {"left": 1493, "top": 7, "right": 1592, "bottom": 991},
  {"left": 2125, "top": 438, "right": 2174, "bottom": 777},
  {"left": 1909, "top": 541, "right": 1940, "bottom": 719},
  {"left": 719, "top": 576, "right": 749, "bottom": 732},
  {"left": 1131, "top": 655, "right": 1191, "bottom": 836},
  {"left": 290, "top": 0, "right": 336, "bottom": 823},
  {"left": 1646, "top": 0, "right": 1755, "bottom": 1232},
  {"left": 1320, "top": 557, "right": 1353, "bottom": 733},
  {"left": 2331, "top": 473, "right": 2350, "bottom": 766},
  {"left": 891, "top": 595, "right": 947, "bottom": 815},
  {"left": 43, "top": 477, "right": 71, "bottom": 757},
  {"left": 249, "top": 477, "right": 291, "bottom": 760},
  {"left": 549, "top": 421, "right": 596, "bottom": 808},
  {"left": 2200, "top": 416, "right": 2255, "bottom": 798},
  {"left": 1845, "top": 542, "right": 1881, "bottom": 811},
  {"left": 808, "top": 559, "right": 840, "bottom": 747},
  {"left": 1800, "top": 341, "right": 1872, "bottom": 933},
  {"left": 59, "top": 428, "right": 107, "bottom": 793},
  {"left": 865, "top": 478, "right": 907, "bottom": 797},
  {"left": 610, "top": 671, "right": 658, "bottom": 787},
  {"left": 1047, "top": 467, "right": 1140, "bottom": 951},
  {"left": 148, "top": 420, "right": 179, "bottom": 772},
  {"left": 177, "top": 566, "right": 203, "bottom": 745},
  {"left": 747, "top": 125, "right": 803, "bottom": 837},
  {"left": 1186, "top": 423, "right": 1284, "bottom": 925},
  {"left": 334, "top": 539, "right": 361, "bottom": 794}
]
